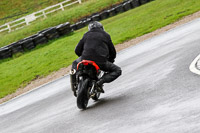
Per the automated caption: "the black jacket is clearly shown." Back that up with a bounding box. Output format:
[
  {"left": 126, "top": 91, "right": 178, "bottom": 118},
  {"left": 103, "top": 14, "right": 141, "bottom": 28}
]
[{"left": 75, "top": 28, "right": 116, "bottom": 64}]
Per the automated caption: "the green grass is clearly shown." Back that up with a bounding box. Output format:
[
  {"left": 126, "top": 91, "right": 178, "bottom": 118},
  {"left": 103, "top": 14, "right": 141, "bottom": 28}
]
[
  {"left": 0, "top": 0, "right": 123, "bottom": 48},
  {"left": 0, "top": 0, "right": 79, "bottom": 25},
  {"left": 0, "top": 0, "right": 200, "bottom": 98}
]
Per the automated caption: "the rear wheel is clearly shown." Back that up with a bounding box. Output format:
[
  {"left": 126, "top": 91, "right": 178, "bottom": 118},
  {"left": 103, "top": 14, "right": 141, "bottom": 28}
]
[{"left": 77, "top": 78, "right": 89, "bottom": 110}]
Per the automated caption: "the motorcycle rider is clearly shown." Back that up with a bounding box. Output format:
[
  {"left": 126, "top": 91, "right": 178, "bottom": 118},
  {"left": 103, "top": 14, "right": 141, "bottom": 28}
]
[{"left": 70, "top": 21, "right": 122, "bottom": 95}]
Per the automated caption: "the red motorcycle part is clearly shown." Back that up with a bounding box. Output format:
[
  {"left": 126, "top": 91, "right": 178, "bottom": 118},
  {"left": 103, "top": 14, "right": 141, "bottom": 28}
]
[{"left": 77, "top": 60, "right": 100, "bottom": 72}]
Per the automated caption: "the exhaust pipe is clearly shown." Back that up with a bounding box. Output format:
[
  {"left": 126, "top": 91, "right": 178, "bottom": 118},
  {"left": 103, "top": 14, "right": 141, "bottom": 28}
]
[{"left": 70, "top": 69, "right": 77, "bottom": 96}]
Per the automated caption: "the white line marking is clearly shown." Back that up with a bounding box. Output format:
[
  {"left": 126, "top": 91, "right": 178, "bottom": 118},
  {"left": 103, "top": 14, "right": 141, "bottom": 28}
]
[{"left": 189, "top": 54, "right": 200, "bottom": 75}]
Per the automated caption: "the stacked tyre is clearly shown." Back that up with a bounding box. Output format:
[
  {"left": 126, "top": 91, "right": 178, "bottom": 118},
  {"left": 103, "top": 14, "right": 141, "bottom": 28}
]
[
  {"left": 92, "top": 14, "right": 101, "bottom": 21},
  {"left": 39, "top": 27, "right": 60, "bottom": 40},
  {"left": 0, "top": 47, "right": 12, "bottom": 59},
  {"left": 82, "top": 18, "right": 92, "bottom": 26},
  {"left": 123, "top": 1, "right": 133, "bottom": 11},
  {"left": 131, "top": 0, "right": 140, "bottom": 7},
  {"left": 32, "top": 33, "right": 48, "bottom": 46},
  {"left": 139, "top": 0, "right": 150, "bottom": 5},
  {"left": 115, "top": 4, "right": 125, "bottom": 14},
  {"left": 8, "top": 42, "right": 24, "bottom": 54},
  {"left": 99, "top": 11, "right": 109, "bottom": 20},
  {"left": 20, "top": 37, "right": 36, "bottom": 50},
  {"left": 75, "top": 21, "right": 85, "bottom": 30},
  {"left": 56, "top": 22, "right": 72, "bottom": 36},
  {"left": 107, "top": 8, "right": 117, "bottom": 17}
]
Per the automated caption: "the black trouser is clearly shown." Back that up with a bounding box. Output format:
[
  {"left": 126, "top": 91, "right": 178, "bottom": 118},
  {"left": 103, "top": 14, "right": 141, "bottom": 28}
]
[{"left": 72, "top": 57, "right": 122, "bottom": 83}]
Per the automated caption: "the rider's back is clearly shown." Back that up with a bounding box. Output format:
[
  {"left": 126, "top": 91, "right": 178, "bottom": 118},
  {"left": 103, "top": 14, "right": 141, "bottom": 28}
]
[{"left": 75, "top": 28, "right": 116, "bottom": 64}]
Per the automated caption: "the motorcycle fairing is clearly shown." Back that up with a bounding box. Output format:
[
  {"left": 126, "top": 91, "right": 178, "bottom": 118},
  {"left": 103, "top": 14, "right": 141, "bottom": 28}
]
[{"left": 77, "top": 60, "right": 100, "bottom": 73}]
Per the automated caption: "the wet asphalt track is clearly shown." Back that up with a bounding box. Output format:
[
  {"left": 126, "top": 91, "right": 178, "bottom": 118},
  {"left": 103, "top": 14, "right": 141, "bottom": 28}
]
[{"left": 1, "top": 18, "right": 200, "bottom": 133}]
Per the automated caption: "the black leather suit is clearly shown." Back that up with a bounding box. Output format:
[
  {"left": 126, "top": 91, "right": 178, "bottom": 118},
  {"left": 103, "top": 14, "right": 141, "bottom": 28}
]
[{"left": 72, "top": 28, "right": 121, "bottom": 83}]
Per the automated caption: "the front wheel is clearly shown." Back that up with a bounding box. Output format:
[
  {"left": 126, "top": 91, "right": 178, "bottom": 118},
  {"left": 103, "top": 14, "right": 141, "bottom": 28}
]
[{"left": 77, "top": 78, "right": 89, "bottom": 110}]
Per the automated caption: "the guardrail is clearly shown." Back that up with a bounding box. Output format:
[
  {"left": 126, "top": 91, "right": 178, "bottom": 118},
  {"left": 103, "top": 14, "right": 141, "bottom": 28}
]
[{"left": 0, "top": 0, "right": 82, "bottom": 33}]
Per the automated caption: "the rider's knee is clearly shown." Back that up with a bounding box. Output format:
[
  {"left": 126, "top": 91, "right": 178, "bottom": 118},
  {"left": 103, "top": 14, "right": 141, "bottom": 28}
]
[{"left": 116, "top": 68, "right": 122, "bottom": 77}]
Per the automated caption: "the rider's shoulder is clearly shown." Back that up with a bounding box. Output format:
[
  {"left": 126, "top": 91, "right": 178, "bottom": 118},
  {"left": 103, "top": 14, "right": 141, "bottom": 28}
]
[{"left": 103, "top": 31, "right": 110, "bottom": 36}]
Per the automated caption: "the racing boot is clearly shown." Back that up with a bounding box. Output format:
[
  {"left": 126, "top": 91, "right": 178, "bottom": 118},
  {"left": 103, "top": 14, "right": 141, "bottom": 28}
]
[
  {"left": 70, "top": 69, "right": 77, "bottom": 97},
  {"left": 96, "top": 79, "right": 105, "bottom": 93}
]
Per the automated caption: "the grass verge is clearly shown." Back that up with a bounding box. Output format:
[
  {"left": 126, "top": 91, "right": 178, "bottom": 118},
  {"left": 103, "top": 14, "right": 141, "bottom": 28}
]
[
  {"left": 0, "top": 0, "right": 123, "bottom": 48},
  {"left": 0, "top": 0, "right": 68, "bottom": 25},
  {"left": 0, "top": 0, "right": 200, "bottom": 98}
]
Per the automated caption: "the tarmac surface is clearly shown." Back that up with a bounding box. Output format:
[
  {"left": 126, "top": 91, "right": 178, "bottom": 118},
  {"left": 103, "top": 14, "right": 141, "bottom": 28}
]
[{"left": 1, "top": 18, "right": 200, "bottom": 133}]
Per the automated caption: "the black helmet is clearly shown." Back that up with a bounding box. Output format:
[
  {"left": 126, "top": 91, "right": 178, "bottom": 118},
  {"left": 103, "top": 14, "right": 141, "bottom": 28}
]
[{"left": 88, "top": 21, "right": 104, "bottom": 31}]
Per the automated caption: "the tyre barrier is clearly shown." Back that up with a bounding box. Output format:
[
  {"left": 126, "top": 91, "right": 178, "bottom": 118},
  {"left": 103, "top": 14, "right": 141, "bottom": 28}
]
[
  {"left": 131, "top": 0, "right": 140, "bottom": 8},
  {"left": 139, "top": 0, "right": 150, "bottom": 5},
  {"left": 8, "top": 42, "right": 24, "bottom": 54},
  {"left": 0, "top": 0, "right": 153, "bottom": 60},
  {"left": 115, "top": 4, "right": 125, "bottom": 14},
  {"left": 32, "top": 34, "right": 48, "bottom": 45},
  {"left": 56, "top": 22, "right": 71, "bottom": 36},
  {"left": 123, "top": 1, "right": 133, "bottom": 11},
  {"left": 92, "top": 14, "right": 101, "bottom": 21},
  {"left": 99, "top": 11, "right": 109, "bottom": 20},
  {"left": 40, "top": 27, "right": 60, "bottom": 40},
  {"left": 107, "top": 8, "right": 117, "bottom": 17},
  {"left": 75, "top": 21, "right": 85, "bottom": 30},
  {"left": 82, "top": 18, "right": 92, "bottom": 26},
  {"left": 70, "top": 24, "right": 77, "bottom": 31},
  {"left": 71, "top": 0, "right": 152, "bottom": 31},
  {"left": 20, "top": 38, "right": 35, "bottom": 50},
  {"left": 0, "top": 47, "right": 12, "bottom": 59}
]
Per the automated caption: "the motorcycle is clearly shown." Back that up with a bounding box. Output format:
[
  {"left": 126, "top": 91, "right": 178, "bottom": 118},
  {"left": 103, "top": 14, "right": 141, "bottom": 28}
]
[{"left": 70, "top": 60, "right": 105, "bottom": 110}]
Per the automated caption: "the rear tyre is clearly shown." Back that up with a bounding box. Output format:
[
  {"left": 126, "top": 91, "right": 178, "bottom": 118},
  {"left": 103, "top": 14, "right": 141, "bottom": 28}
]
[{"left": 77, "top": 78, "right": 89, "bottom": 110}]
